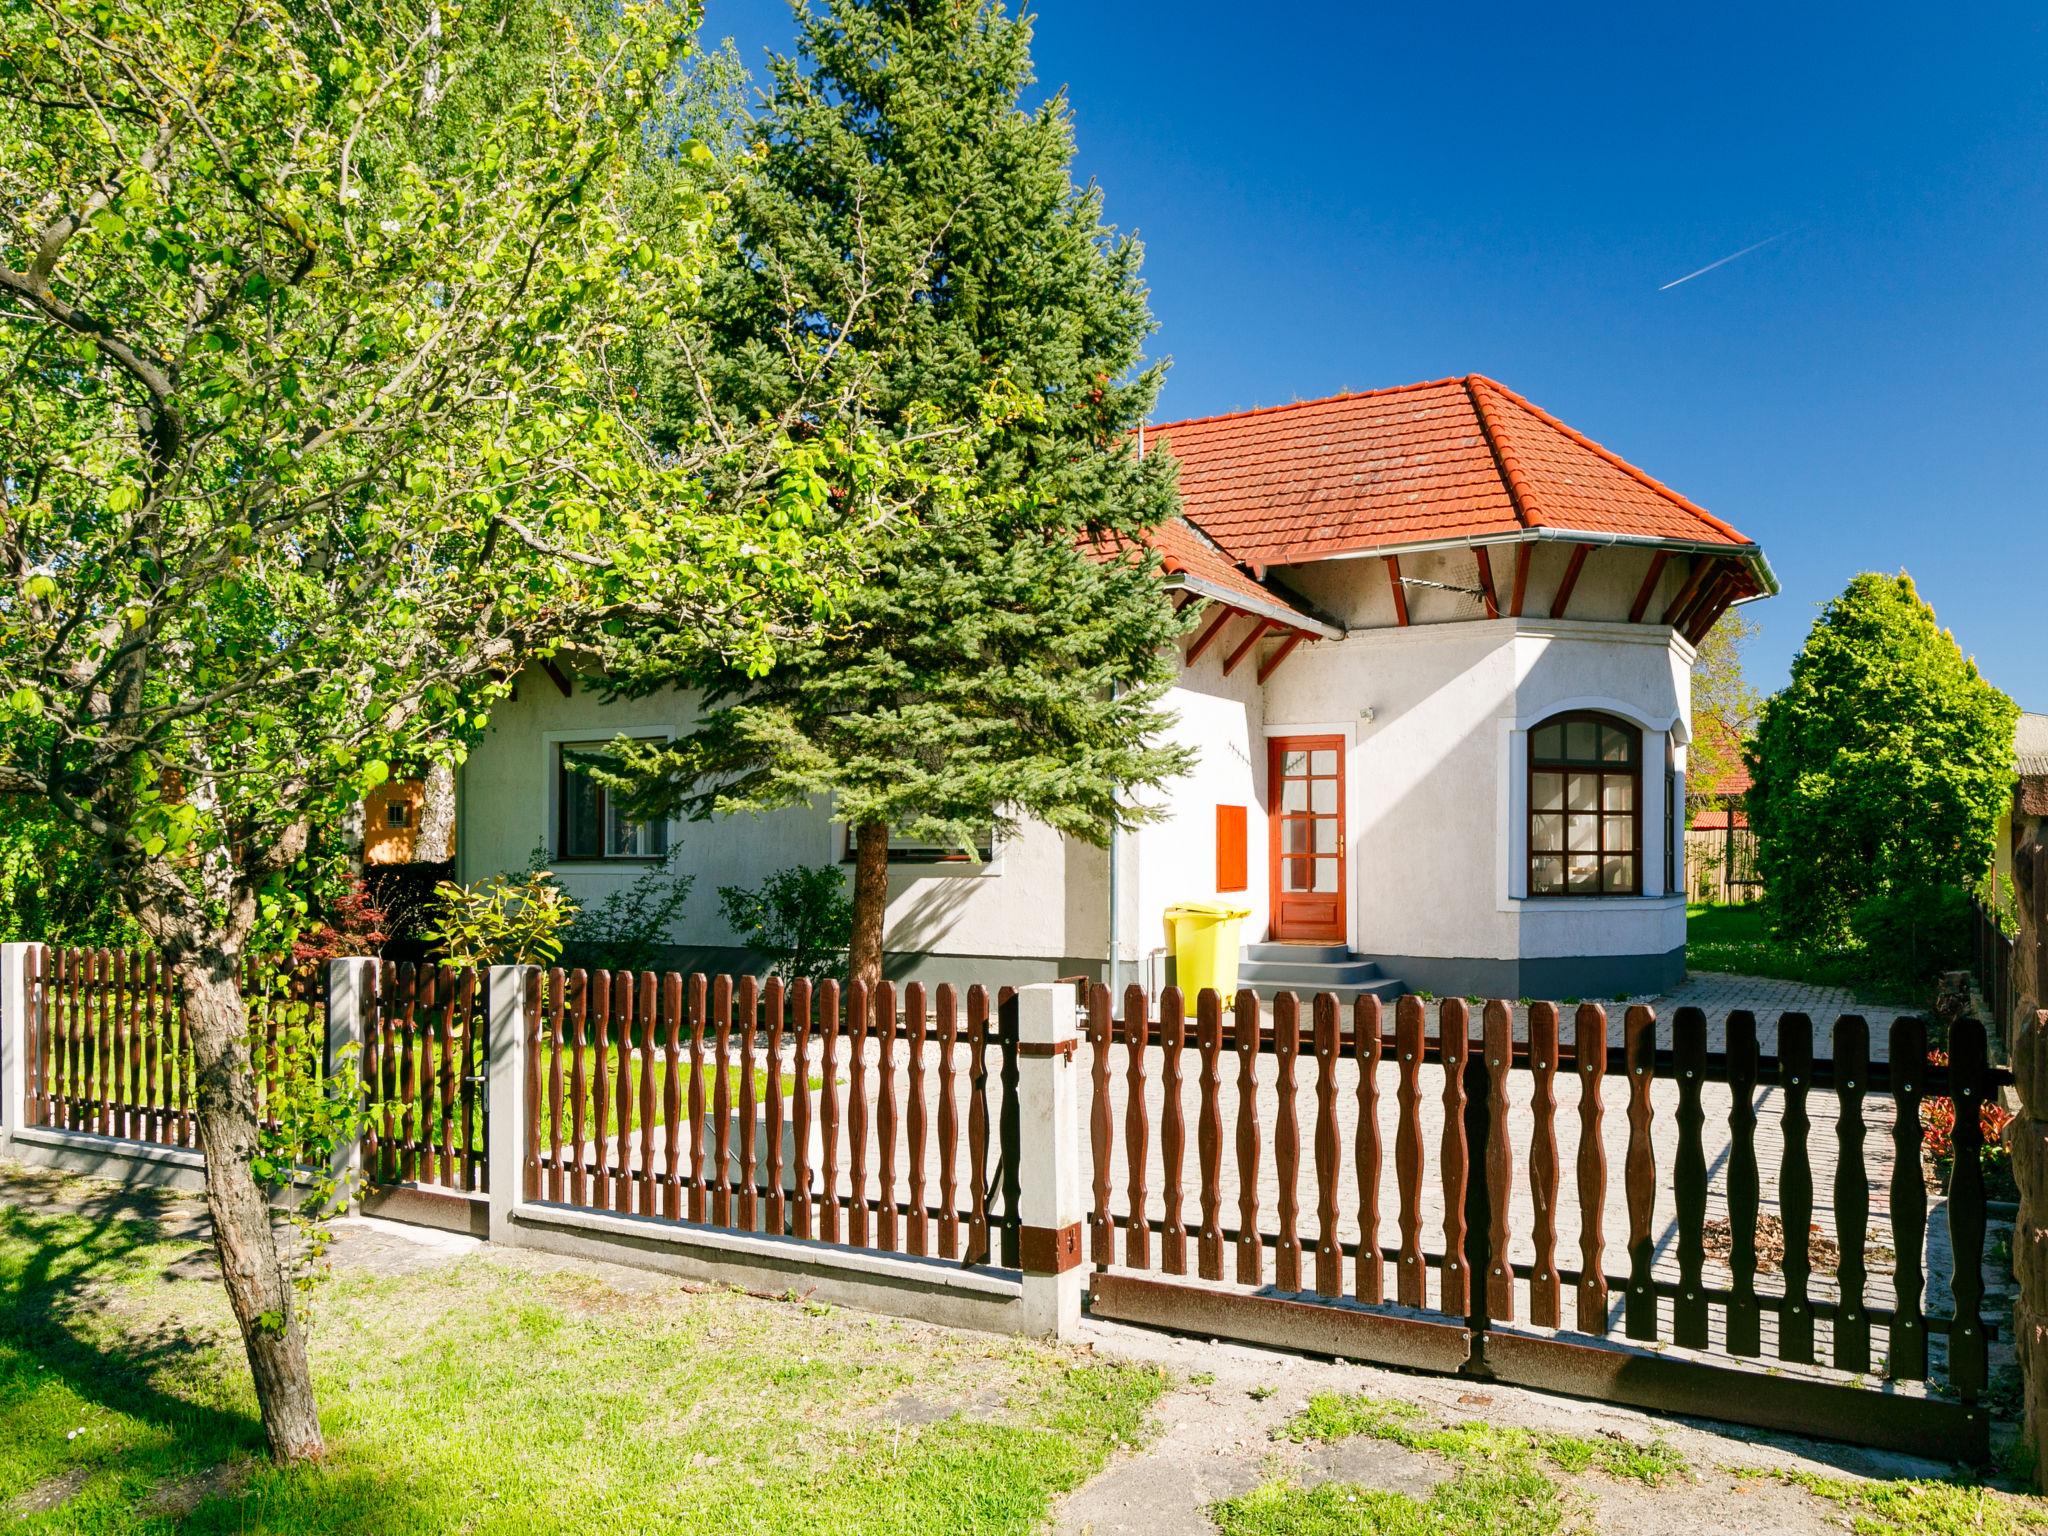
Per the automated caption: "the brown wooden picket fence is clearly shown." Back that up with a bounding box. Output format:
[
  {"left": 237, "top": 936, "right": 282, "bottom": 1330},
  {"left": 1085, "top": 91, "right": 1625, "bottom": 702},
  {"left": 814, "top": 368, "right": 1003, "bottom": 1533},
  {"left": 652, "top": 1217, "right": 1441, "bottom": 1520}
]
[
  {"left": 361, "top": 961, "right": 486, "bottom": 1194},
  {"left": 1083, "top": 986, "right": 2006, "bottom": 1456},
  {"left": 521, "top": 973, "right": 1023, "bottom": 1266},
  {"left": 22, "top": 947, "right": 324, "bottom": 1146},
  {"left": 1975, "top": 896, "right": 2019, "bottom": 1029}
]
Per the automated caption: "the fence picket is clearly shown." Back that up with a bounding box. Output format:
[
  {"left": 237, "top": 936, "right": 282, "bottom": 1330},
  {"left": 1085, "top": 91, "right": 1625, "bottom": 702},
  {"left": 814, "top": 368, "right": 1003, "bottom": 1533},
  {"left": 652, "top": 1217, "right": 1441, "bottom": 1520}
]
[
  {"left": 1483, "top": 1000, "right": 1514, "bottom": 1323},
  {"left": 1124, "top": 985, "right": 1151, "bottom": 1271},
  {"left": 1887, "top": 1017, "right": 1929, "bottom": 1381},
  {"left": 636, "top": 972, "right": 658, "bottom": 1218},
  {"left": 875, "top": 980, "right": 898, "bottom": 1251},
  {"left": 686, "top": 973, "right": 708, "bottom": 1224},
  {"left": 1949, "top": 1018, "right": 1991, "bottom": 1399},
  {"left": 819, "top": 981, "right": 843, "bottom": 1245},
  {"left": 1832, "top": 1015, "right": 1871, "bottom": 1373},
  {"left": 612, "top": 971, "right": 636, "bottom": 1215},
  {"left": 767, "top": 979, "right": 788, "bottom": 1239},
  {"left": 1725, "top": 1011, "right": 1762, "bottom": 1357},
  {"left": 713, "top": 975, "right": 735, "bottom": 1229},
  {"left": 1672, "top": 1007, "right": 1709, "bottom": 1348},
  {"left": 1438, "top": 999, "right": 1470, "bottom": 1317},
  {"left": 663, "top": 973, "right": 684, "bottom": 1221},
  {"left": 1274, "top": 993, "right": 1304, "bottom": 1293},
  {"left": 1354, "top": 995, "right": 1384, "bottom": 1306},
  {"left": 1526, "top": 1002, "right": 1560, "bottom": 1327},
  {"left": 792, "top": 980, "right": 817, "bottom": 1241},
  {"left": 739, "top": 975, "right": 760, "bottom": 1233},
  {"left": 905, "top": 982, "right": 927, "bottom": 1256},
  {"left": 1623, "top": 1005, "right": 1658, "bottom": 1342},
  {"left": 568, "top": 971, "right": 591, "bottom": 1208},
  {"left": 847, "top": 980, "right": 871, "bottom": 1247},
  {"left": 936, "top": 983, "right": 959, "bottom": 1259},
  {"left": 1088, "top": 983, "right": 1114, "bottom": 1265},
  {"left": 966, "top": 985, "right": 991, "bottom": 1265},
  {"left": 1234, "top": 989, "right": 1263, "bottom": 1286},
  {"left": 1313, "top": 993, "right": 1343, "bottom": 1298},
  {"left": 1160, "top": 987, "right": 1188, "bottom": 1276},
  {"left": 1575, "top": 1004, "right": 1610, "bottom": 1333},
  {"left": 1395, "top": 995, "right": 1425, "bottom": 1307},
  {"left": 1198, "top": 988, "right": 1226, "bottom": 1281},
  {"left": 1778, "top": 1012, "right": 1816, "bottom": 1365}
]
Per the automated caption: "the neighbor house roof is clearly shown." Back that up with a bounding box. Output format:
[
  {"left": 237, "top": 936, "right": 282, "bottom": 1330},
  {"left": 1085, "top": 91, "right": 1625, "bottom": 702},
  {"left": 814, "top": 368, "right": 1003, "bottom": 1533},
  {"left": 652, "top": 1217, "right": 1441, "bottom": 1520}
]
[
  {"left": 1146, "top": 376, "right": 1775, "bottom": 596},
  {"left": 2019, "top": 712, "right": 2048, "bottom": 781}
]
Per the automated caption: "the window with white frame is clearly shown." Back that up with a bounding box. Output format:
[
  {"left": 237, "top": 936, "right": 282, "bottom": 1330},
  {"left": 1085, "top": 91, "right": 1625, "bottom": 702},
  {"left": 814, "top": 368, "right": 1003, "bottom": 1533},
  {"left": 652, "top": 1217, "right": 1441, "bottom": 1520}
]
[
  {"left": 1527, "top": 712, "right": 1642, "bottom": 896},
  {"left": 554, "top": 744, "right": 667, "bottom": 860}
]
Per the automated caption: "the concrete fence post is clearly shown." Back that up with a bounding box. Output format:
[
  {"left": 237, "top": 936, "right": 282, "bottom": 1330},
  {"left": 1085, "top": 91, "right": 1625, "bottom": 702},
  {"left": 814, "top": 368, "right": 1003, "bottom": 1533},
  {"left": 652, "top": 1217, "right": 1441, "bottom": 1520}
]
[
  {"left": 1014, "top": 981, "right": 1085, "bottom": 1339},
  {"left": 486, "top": 964, "right": 539, "bottom": 1246},
  {"left": 0, "top": 942, "right": 44, "bottom": 1152},
  {"left": 325, "top": 957, "right": 378, "bottom": 1209}
]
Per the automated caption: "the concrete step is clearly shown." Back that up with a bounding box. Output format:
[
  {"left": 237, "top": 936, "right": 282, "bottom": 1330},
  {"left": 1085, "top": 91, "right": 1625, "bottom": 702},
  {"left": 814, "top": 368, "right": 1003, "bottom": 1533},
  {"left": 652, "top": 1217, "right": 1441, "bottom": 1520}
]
[
  {"left": 1237, "top": 976, "right": 1407, "bottom": 1005},
  {"left": 1235, "top": 957, "right": 1387, "bottom": 988},
  {"left": 1243, "top": 941, "right": 1353, "bottom": 964}
]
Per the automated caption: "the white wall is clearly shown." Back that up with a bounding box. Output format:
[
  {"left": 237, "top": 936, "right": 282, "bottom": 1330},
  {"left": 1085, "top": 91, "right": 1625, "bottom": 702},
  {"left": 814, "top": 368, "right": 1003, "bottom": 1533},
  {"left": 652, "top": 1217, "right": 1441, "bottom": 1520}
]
[
  {"left": 457, "top": 669, "right": 1106, "bottom": 966},
  {"left": 1119, "top": 618, "right": 1270, "bottom": 986},
  {"left": 1263, "top": 617, "right": 1692, "bottom": 968}
]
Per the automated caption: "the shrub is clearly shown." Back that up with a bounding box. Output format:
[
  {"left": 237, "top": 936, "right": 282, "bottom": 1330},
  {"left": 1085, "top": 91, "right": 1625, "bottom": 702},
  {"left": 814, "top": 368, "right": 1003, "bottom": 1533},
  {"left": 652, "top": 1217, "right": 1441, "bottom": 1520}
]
[
  {"left": 718, "top": 866, "right": 853, "bottom": 988},
  {"left": 1747, "top": 572, "right": 2018, "bottom": 982},
  {"left": 556, "top": 848, "right": 695, "bottom": 974},
  {"left": 1920, "top": 1049, "right": 2014, "bottom": 1166},
  {"left": 424, "top": 869, "right": 578, "bottom": 969}
]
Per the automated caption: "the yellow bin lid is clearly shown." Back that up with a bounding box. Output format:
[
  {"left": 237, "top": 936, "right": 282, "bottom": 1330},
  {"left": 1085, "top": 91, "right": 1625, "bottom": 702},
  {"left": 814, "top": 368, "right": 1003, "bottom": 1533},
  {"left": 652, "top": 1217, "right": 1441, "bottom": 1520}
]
[{"left": 1164, "top": 900, "right": 1253, "bottom": 921}]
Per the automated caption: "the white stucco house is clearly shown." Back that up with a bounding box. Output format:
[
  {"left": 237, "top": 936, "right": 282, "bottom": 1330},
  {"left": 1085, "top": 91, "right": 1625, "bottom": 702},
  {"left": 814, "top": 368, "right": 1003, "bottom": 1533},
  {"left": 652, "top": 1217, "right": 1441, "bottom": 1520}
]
[{"left": 452, "top": 375, "right": 1775, "bottom": 999}]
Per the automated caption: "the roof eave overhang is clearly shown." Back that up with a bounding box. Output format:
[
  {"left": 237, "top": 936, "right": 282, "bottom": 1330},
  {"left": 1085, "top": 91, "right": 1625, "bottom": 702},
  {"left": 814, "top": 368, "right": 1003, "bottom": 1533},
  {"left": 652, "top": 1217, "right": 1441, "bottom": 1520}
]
[
  {"left": 1260, "top": 526, "right": 1780, "bottom": 599},
  {"left": 1161, "top": 573, "right": 1342, "bottom": 640}
]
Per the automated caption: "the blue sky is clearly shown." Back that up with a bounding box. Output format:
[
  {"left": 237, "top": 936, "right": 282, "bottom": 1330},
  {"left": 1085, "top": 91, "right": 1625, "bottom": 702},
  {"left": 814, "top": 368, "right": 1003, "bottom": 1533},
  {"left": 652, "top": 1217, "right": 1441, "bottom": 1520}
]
[{"left": 704, "top": 2, "right": 2048, "bottom": 708}]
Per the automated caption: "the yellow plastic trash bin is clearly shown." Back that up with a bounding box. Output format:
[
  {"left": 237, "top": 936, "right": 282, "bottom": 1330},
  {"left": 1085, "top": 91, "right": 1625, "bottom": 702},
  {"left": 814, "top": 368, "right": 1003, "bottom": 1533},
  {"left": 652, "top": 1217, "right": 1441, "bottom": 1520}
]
[{"left": 1163, "top": 899, "right": 1253, "bottom": 1005}]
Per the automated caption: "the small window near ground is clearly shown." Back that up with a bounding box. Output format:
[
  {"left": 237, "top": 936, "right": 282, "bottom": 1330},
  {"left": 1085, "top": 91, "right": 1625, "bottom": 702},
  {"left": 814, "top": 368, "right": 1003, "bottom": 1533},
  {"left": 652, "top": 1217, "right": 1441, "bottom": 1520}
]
[
  {"left": 1528, "top": 713, "right": 1641, "bottom": 897},
  {"left": 555, "top": 745, "right": 667, "bottom": 861},
  {"left": 846, "top": 827, "right": 996, "bottom": 864},
  {"left": 385, "top": 801, "right": 412, "bottom": 830},
  {"left": 1216, "top": 805, "right": 1249, "bottom": 893}
]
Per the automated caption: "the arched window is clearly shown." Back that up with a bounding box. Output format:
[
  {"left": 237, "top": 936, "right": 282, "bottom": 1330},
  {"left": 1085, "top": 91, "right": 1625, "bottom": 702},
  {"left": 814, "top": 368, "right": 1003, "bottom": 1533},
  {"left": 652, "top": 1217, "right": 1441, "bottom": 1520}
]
[{"left": 1528, "top": 712, "right": 1641, "bottom": 896}]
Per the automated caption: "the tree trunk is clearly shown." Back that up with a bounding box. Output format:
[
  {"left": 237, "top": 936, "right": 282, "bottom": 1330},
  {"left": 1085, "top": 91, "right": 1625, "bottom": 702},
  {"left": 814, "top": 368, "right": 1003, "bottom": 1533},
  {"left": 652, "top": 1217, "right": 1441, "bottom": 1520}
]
[
  {"left": 179, "top": 947, "right": 325, "bottom": 1462},
  {"left": 850, "top": 819, "right": 889, "bottom": 992}
]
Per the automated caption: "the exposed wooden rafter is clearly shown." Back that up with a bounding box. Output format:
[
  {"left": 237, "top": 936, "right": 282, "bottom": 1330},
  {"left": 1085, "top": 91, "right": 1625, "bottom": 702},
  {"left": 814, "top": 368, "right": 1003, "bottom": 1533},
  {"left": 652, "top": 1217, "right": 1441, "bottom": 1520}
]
[
  {"left": 1509, "top": 542, "right": 1533, "bottom": 617},
  {"left": 1670, "top": 560, "right": 1729, "bottom": 635},
  {"left": 1386, "top": 555, "right": 1411, "bottom": 626},
  {"left": 1474, "top": 546, "right": 1500, "bottom": 619},
  {"left": 1660, "top": 556, "right": 1718, "bottom": 627},
  {"left": 1184, "top": 605, "right": 1238, "bottom": 666},
  {"left": 1628, "top": 550, "right": 1672, "bottom": 624},
  {"left": 1549, "top": 542, "right": 1593, "bottom": 620},
  {"left": 1256, "top": 631, "right": 1305, "bottom": 684},
  {"left": 540, "top": 659, "right": 574, "bottom": 698},
  {"left": 1222, "top": 618, "right": 1276, "bottom": 676}
]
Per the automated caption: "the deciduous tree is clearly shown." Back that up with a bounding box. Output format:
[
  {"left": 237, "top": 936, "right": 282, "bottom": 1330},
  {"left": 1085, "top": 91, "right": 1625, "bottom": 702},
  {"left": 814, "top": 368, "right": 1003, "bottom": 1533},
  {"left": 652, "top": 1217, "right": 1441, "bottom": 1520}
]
[
  {"left": 0, "top": 0, "right": 913, "bottom": 1458},
  {"left": 1747, "top": 572, "right": 2018, "bottom": 978}
]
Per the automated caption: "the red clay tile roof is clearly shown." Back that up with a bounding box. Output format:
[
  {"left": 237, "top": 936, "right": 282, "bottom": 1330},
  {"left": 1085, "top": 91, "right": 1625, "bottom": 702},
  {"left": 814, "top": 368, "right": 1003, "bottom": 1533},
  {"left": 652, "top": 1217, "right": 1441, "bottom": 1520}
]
[
  {"left": 1691, "top": 809, "right": 1750, "bottom": 832},
  {"left": 1099, "top": 518, "right": 1332, "bottom": 636},
  {"left": 1147, "top": 375, "right": 1762, "bottom": 570}
]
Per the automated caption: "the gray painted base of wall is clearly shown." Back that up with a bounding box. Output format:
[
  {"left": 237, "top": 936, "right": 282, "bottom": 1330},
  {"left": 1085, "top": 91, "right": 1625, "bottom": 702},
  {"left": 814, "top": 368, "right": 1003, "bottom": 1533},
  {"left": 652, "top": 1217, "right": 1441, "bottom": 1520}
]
[
  {"left": 1376, "top": 946, "right": 1687, "bottom": 1002},
  {"left": 643, "top": 945, "right": 1103, "bottom": 990},
  {"left": 4, "top": 1127, "right": 320, "bottom": 1211}
]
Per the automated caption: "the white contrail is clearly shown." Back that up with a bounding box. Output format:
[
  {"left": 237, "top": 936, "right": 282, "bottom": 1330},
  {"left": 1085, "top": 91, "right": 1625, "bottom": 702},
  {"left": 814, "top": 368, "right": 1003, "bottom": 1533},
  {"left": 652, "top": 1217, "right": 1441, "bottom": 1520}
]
[{"left": 1658, "top": 233, "right": 1786, "bottom": 291}]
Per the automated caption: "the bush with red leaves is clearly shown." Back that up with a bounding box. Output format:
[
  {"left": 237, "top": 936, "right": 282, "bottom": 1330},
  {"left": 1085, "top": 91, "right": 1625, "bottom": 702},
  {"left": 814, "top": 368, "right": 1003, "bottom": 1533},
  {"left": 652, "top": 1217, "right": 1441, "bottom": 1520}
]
[
  {"left": 1920, "top": 1048, "right": 2013, "bottom": 1164},
  {"left": 290, "top": 876, "right": 389, "bottom": 969}
]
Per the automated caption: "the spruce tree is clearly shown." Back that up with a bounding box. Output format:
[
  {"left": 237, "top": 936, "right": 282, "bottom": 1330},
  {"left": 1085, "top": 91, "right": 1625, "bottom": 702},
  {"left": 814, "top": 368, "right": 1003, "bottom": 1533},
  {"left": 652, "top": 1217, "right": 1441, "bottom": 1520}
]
[{"left": 606, "top": 0, "right": 1191, "bottom": 985}]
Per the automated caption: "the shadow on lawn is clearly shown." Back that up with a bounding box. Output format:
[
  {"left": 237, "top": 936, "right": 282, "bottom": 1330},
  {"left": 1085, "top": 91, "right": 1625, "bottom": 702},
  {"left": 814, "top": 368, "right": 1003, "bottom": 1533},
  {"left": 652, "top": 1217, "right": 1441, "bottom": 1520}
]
[{"left": 0, "top": 1188, "right": 263, "bottom": 1458}]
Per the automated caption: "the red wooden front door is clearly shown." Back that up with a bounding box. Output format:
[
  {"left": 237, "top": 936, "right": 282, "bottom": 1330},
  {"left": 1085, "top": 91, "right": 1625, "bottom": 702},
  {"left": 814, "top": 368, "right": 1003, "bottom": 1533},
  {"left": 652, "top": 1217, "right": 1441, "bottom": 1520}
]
[{"left": 1267, "top": 735, "right": 1347, "bottom": 943}]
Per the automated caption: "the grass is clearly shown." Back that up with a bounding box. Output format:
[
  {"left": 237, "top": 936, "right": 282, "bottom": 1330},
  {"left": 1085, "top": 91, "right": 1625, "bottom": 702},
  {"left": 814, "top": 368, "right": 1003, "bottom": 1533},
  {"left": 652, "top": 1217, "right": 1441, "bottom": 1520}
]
[
  {"left": 0, "top": 1194, "right": 1164, "bottom": 1533},
  {"left": 1685, "top": 902, "right": 1925, "bottom": 1006},
  {"left": 1212, "top": 1392, "right": 1688, "bottom": 1536},
  {"left": 1757, "top": 1469, "right": 2048, "bottom": 1535}
]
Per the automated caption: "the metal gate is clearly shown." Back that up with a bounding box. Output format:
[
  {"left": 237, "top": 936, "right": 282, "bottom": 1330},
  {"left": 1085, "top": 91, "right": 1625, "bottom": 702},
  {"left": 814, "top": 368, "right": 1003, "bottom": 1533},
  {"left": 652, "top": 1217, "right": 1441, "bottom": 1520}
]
[{"left": 1080, "top": 986, "right": 2002, "bottom": 1463}]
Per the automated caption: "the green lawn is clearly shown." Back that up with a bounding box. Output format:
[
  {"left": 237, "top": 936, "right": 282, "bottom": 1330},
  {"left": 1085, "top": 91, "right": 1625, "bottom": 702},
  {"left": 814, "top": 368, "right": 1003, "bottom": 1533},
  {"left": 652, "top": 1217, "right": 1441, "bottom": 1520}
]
[
  {"left": 1210, "top": 1392, "right": 1685, "bottom": 1536},
  {"left": 0, "top": 1194, "right": 1163, "bottom": 1533},
  {"left": 1686, "top": 902, "right": 1926, "bottom": 1006}
]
